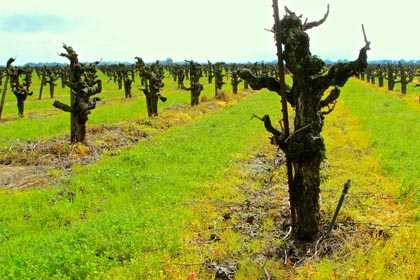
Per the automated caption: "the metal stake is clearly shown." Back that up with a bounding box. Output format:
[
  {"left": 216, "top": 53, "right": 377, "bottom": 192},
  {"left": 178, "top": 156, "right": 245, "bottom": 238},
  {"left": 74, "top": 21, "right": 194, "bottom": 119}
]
[{"left": 325, "top": 179, "right": 351, "bottom": 236}]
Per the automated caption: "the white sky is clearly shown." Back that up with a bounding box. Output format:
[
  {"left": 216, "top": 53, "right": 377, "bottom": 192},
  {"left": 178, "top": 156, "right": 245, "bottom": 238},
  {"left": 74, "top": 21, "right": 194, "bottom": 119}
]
[{"left": 0, "top": 0, "right": 419, "bottom": 65}]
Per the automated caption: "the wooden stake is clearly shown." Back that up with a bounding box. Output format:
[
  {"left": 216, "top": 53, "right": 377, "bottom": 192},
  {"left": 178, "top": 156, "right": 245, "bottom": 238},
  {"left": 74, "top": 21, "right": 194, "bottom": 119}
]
[
  {"left": 362, "top": 24, "right": 371, "bottom": 50},
  {"left": 272, "top": 0, "right": 296, "bottom": 228}
]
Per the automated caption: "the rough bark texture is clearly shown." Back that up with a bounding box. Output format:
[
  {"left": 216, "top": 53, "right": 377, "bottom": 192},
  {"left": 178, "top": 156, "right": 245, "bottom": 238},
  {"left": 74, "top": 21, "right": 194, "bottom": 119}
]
[
  {"left": 239, "top": 7, "right": 369, "bottom": 241},
  {"left": 53, "top": 44, "right": 102, "bottom": 143}
]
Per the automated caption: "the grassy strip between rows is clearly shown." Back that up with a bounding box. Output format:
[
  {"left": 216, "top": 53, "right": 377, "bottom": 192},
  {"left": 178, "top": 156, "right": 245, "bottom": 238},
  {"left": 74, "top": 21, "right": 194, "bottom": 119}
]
[
  {"left": 312, "top": 79, "right": 419, "bottom": 279},
  {"left": 166, "top": 81, "right": 420, "bottom": 279},
  {"left": 161, "top": 78, "right": 420, "bottom": 279},
  {"left": 0, "top": 89, "right": 281, "bottom": 278},
  {"left": 1, "top": 77, "right": 419, "bottom": 279},
  {"left": 340, "top": 78, "right": 420, "bottom": 200},
  {"left": 0, "top": 77, "right": 218, "bottom": 147},
  {"left": 299, "top": 97, "right": 420, "bottom": 279}
]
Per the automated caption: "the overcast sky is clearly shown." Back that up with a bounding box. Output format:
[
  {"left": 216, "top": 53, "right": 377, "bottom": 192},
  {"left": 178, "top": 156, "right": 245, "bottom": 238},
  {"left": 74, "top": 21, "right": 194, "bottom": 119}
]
[{"left": 0, "top": 0, "right": 418, "bottom": 65}]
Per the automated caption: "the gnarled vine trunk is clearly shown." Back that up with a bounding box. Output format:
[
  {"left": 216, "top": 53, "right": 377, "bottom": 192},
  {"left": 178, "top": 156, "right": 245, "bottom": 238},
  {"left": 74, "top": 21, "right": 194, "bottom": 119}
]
[
  {"left": 8, "top": 62, "right": 34, "bottom": 118},
  {"left": 53, "top": 44, "right": 102, "bottom": 143},
  {"left": 183, "top": 61, "right": 204, "bottom": 106},
  {"left": 240, "top": 5, "right": 370, "bottom": 241},
  {"left": 137, "top": 60, "right": 166, "bottom": 117}
]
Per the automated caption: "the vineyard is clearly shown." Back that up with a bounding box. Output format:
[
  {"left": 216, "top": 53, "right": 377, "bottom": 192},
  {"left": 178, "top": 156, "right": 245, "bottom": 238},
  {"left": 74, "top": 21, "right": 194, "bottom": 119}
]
[
  {"left": 1, "top": 3, "right": 420, "bottom": 279},
  {"left": 0, "top": 56, "right": 419, "bottom": 278}
]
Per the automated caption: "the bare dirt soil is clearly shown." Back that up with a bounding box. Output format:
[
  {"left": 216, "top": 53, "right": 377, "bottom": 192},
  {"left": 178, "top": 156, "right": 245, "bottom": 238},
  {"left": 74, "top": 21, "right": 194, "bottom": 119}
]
[
  {"left": 0, "top": 124, "right": 150, "bottom": 189},
  {"left": 0, "top": 100, "right": 225, "bottom": 190}
]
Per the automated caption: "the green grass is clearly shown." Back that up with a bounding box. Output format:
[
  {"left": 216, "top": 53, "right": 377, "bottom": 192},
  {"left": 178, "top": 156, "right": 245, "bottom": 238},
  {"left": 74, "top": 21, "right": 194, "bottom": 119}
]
[
  {"left": 0, "top": 71, "right": 235, "bottom": 119},
  {"left": 295, "top": 83, "right": 420, "bottom": 279},
  {"left": 0, "top": 73, "right": 221, "bottom": 147},
  {"left": 340, "top": 78, "right": 420, "bottom": 199},
  {"left": 1, "top": 73, "right": 419, "bottom": 279},
  {"left": 0, "top": 88, "right": 281, "bottom": 279}
]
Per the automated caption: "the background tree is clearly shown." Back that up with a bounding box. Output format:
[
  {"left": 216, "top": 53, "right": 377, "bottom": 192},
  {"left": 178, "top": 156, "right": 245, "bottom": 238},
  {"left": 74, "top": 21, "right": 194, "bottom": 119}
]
[
  {"left": 118, "top": 64, "right": 136, "bottom": 98},
  {"left": 367, "top": 66, "right": 375, "bottom": 85},
  {"left": 376, "top": 65, "right": 385, "bottom": 87},
  {"left": 394, "top": 62, "right": 413, "bottom": 94},
  {"left": 239, "top": 5, "right": 370, "bottom": 241},
  {"left": 135, "top": 57, "right": 147, "bottom": 86},
  {"left": 0, "top": 58, "right": 16, "bottom": 119},
  {"left": 214, "top": 62, "right": 226, "bottom": 95},
  {"left": 53, "top": 44, "right": 102, "bottom": 143},
  {"left": 385, "top": 63, "right": 397, "bottom": 90},
  {"left": 0, "top": 67, "right": 4, "bottom": 86},
  {"left": 8, "top": 64, "right": 33, "bottom": 117},
  {"left": 230, "top": 67, "right": 242, "bottom": 94},
  {"left": 183, "top": 61, "right": 203, "bottom": 106},
  {"left": 177, "top": 66, "right": 186, "bottom": 89},
  {"left": 58, "top": 66, "right": 69, "bottom": 88},
  {"left": 44, "top": 68, "right": 58, "bottom": 98},
  {"left": 38, "top": 66, "right": 47, "bottom": 99},
  {"left": 139, "top": 61, "right": 167, "bottom": 117},
  {"left": 123, "top": 74, "right": 133, "bottom": 98},
  {"left": 207, "top": 60, "right": 214, "bottom": 84}
]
